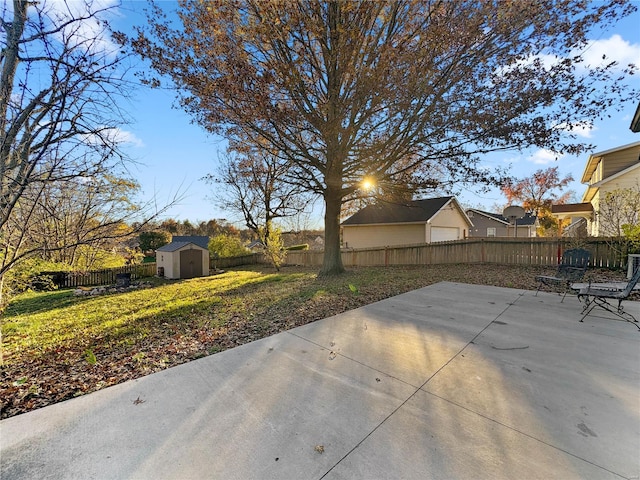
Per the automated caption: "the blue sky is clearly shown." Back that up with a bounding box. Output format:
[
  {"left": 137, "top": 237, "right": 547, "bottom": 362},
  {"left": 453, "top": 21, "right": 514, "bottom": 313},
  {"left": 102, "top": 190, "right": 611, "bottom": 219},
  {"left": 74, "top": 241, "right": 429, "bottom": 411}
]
[{"left": 107, "top": 1, "right": 640, "bottom": 226}]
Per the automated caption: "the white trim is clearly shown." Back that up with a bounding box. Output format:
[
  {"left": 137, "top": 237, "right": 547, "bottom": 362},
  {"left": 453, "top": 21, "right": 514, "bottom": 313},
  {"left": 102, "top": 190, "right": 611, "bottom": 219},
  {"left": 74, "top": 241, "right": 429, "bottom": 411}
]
[{"left": 588, "top": 140, "right": 640, "bottom": 159}]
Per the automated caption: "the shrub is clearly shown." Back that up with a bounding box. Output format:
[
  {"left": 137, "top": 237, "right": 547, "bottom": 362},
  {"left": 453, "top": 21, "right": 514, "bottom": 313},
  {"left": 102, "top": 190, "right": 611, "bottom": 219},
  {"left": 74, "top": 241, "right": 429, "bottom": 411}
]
[
  {"left": 622, "top": 224, "right": 640, "bottom": 254},
  {"left": 209, "top": 234, "right": 250, "bottom": 258},
  {"left": 3, "top": 258, "right": 71, "bottom": 297}
]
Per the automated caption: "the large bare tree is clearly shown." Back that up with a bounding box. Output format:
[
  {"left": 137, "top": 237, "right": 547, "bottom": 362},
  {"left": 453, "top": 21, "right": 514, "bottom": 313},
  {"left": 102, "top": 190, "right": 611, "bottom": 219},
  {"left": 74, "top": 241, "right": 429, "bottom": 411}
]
[
  {"left": 208, "top": 145, "right": 313, "bottom": 246},
  {"left": 128, "top": 0, "right": 638, "bottom": 274},
  {"left": 0, "top": 0, "right": 173, "bottom": 303}
]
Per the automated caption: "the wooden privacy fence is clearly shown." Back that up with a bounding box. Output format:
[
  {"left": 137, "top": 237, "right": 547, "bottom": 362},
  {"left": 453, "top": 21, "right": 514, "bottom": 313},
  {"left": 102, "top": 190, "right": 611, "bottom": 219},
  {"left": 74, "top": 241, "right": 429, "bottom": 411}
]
[
  {"left": 45, "top": 238, "right": 630, "bottom": 288},
  {"left": 49, "top": 263, "right": 158, "bottom": 288},
  {"left": 211, "top": 254, "right": 262, "bottom": 269},
  {"left": 284, "top": 238, "right": 632, "bottom": 269}
]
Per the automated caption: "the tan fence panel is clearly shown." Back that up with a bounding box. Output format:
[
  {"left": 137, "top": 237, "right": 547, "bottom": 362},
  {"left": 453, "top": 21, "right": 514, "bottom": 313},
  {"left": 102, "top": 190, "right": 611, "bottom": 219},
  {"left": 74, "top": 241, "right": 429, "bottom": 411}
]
[
  {"left": 168, "top": 238, "right": 629, "bottom": 271},
  {"left": 280, "top": 238, "right": 630, "bottom": 269}
]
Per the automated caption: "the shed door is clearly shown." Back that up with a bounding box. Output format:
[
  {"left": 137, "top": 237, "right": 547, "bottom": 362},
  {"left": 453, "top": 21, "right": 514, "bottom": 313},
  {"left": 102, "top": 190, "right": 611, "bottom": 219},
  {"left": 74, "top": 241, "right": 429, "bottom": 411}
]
[
  {"left": 180, "top": 249, "right": 203, "bottom": 279},
  {"left": 431, "top": 227, "right": 459, "bottom": 243}
]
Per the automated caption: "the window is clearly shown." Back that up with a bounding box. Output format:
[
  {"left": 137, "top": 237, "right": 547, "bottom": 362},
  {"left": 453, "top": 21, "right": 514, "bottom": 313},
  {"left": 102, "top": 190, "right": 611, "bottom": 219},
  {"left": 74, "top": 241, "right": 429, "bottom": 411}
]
[{"left": 487, "top": 227, "right": 496, "bottom": 237}]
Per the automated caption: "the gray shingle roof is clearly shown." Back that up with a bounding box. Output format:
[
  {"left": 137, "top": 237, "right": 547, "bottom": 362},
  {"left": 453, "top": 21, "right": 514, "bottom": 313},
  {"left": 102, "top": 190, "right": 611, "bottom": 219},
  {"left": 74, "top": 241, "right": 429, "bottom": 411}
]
[
  {"left": 156, "top": 241, "right": 196, "bottom": 252},
  {"left": 171, "top": 236, "right": 210, "bottom": 249},
  {"left": 341, "top": 197, "right": 454, "bottom": 225},
  {"left": 156, "top": 236, "right": 210, "bottom": 253}
]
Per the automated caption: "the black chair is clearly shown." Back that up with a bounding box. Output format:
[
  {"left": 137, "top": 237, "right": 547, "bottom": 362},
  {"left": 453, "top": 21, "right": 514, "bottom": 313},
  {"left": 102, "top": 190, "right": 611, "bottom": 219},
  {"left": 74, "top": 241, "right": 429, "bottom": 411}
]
[
  {"left": 577, "top": 266, "right": 640, "bottom": 331},
  {"left": 535, "top": 248, "right": 591, "bottom": 302}
]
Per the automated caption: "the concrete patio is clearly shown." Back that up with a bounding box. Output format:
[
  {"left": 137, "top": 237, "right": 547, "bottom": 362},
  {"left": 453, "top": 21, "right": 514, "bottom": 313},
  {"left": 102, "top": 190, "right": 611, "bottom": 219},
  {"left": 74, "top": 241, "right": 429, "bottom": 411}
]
[{"left": 1, "top": 282, "right": 639, "bottom": 479}]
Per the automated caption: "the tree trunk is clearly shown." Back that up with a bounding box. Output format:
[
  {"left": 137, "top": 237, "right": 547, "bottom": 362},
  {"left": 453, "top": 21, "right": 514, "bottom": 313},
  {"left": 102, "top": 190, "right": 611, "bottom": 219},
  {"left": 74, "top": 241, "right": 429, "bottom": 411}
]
[{"left": 321, "top": 187, "right": 345, "bottom": 276}]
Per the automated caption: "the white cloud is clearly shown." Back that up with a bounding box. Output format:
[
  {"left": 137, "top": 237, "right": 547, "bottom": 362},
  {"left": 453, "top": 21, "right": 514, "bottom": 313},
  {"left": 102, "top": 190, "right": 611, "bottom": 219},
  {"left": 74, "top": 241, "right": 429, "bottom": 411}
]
[
  {"left": 82, "top": 128, "right": 144, "bottom": 148},
  {"left": 33, "top": 0, "right": 122, "bottom": 57},
  {"left": 107, "top": 128, "right": 145, "bottom": 147},
  {"left": 496, "top": 34, "right": 640, "bottom": 77},
  {"left": 579, "top": 34, "right": 640, "bottom": 70},
  {"left": 529, "top": 149, "right": 562, "bottom": 165}
]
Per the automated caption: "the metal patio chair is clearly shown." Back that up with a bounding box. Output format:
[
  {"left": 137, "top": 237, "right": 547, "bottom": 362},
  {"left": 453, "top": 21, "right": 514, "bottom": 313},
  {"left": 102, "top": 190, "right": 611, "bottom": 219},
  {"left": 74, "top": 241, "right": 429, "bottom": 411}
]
[
  {"left": 535, "top": 248, "right": 591, "bottom": 302},
  {"left": 577, "top": 266, "right": 640, "bottom": 331}
]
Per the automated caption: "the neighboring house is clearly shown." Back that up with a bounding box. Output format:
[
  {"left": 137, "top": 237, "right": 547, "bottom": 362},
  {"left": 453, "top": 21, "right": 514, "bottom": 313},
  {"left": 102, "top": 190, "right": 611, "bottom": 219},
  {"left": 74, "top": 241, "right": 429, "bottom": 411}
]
[
  {"left": 156, "top": 236, "right": 210, "bottom": 279},
  {"left": 466, "top": 209, "right": 537, "bottom": 238},
  {"left": 246, "top": 240, "right": 265, "bottom": 251},
  {"left": 281, "top": 231, "right": 325, "bottom": 251},
  {"left": 552, "top": 141, "right": 640, "bottom": 236},
  {"left": 341, "top": 196, "right": 472, "bottom": 249}
]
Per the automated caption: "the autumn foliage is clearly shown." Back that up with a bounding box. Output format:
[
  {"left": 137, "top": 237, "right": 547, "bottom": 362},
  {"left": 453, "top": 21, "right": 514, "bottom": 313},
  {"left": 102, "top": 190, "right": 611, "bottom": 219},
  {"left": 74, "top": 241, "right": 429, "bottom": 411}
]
[{"left": 501, "top": 166, "right": 575, "bottom": 235}]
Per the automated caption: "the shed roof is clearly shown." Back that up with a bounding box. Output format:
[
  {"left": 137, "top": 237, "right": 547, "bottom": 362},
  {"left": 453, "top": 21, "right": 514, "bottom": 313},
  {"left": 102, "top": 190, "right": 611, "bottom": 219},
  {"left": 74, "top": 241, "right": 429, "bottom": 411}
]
[
  {"left": 156, "top": 241, "right": 208, "bottom": 253},
  {"left": 342, "top": 197, "right": 470, "bottom": 226},
  {"left": 171, "top": 236, "right": 210, "bottom": 249}
]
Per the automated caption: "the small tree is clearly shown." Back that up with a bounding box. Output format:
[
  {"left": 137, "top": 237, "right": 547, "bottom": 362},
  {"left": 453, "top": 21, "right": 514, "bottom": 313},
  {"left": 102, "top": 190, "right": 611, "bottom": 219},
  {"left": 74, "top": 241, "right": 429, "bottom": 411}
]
[
  {"left": 622, "top": 224, "right": 640, "bottom": 254},
  {"left": 259, "top": 223, "right": 286, "bottom": 272},
  {"left": 598, "top": 186, "right": 640, "bottom": 263},
  {"left": 597, "top": 186, "right": 640, "bottom": 237},
  {"left": 139, "top": 231, "right": 171, "bottom": 253}
]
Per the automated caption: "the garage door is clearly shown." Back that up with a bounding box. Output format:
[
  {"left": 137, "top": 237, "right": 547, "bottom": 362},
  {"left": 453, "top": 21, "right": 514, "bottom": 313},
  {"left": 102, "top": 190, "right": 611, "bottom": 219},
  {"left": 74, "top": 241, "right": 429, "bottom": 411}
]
[{"left": 431, "top": 227, "right": 459, "bottom": 243}]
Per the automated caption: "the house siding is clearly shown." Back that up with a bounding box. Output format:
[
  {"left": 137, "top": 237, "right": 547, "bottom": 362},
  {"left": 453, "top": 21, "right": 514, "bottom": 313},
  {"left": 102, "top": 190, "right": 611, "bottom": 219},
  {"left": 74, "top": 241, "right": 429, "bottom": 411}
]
[
  {"left": 343, "top": 224, "right": 425, "bottom": 249},
  {"left": 601, "top": 148, "right": 639, "bottom": 180},
  {"left": 582, "top": 144, "right": 640, "bottom": 203},
  {"left": 553, "top": 142, "right": 640, "bottom": 236},
  {"left": 467, "top": 210, "right": 536, "bottom": 238},
  {"left": 469, "top": 215, "right": 508, "bottom": 237}
]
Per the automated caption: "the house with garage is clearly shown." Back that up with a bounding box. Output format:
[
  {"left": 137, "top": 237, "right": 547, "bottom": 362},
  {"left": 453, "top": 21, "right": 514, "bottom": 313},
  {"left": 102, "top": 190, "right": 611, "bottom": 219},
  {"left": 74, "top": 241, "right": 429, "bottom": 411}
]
[
  {"left": 341, "top": 196, "right": 472, "bottom": 249},
  {"left": 156, "top": 236, "right": 210, "bottom": 279},
  {"left": 551, "top": 141, "right": 640, "bottom": 236},
  {"left": 466, "top": 209, "right": 537, "bottom": 238}
]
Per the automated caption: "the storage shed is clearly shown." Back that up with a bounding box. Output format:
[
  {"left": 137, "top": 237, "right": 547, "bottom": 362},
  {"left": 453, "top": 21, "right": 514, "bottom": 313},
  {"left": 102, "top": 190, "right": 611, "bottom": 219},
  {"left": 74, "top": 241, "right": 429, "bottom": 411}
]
[{"left": 156, "top": 236, "right": 210, "bottom": 280}]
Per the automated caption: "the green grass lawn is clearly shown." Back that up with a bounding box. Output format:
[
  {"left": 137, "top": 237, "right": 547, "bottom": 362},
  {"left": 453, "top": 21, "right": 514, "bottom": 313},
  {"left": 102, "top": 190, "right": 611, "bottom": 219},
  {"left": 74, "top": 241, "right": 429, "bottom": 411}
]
[
  {"left": 2, "top": 269, "right": 313, "bottom": 364},
  {"left": 2, "top": 263, "right": 625, "bottom": 419}
]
